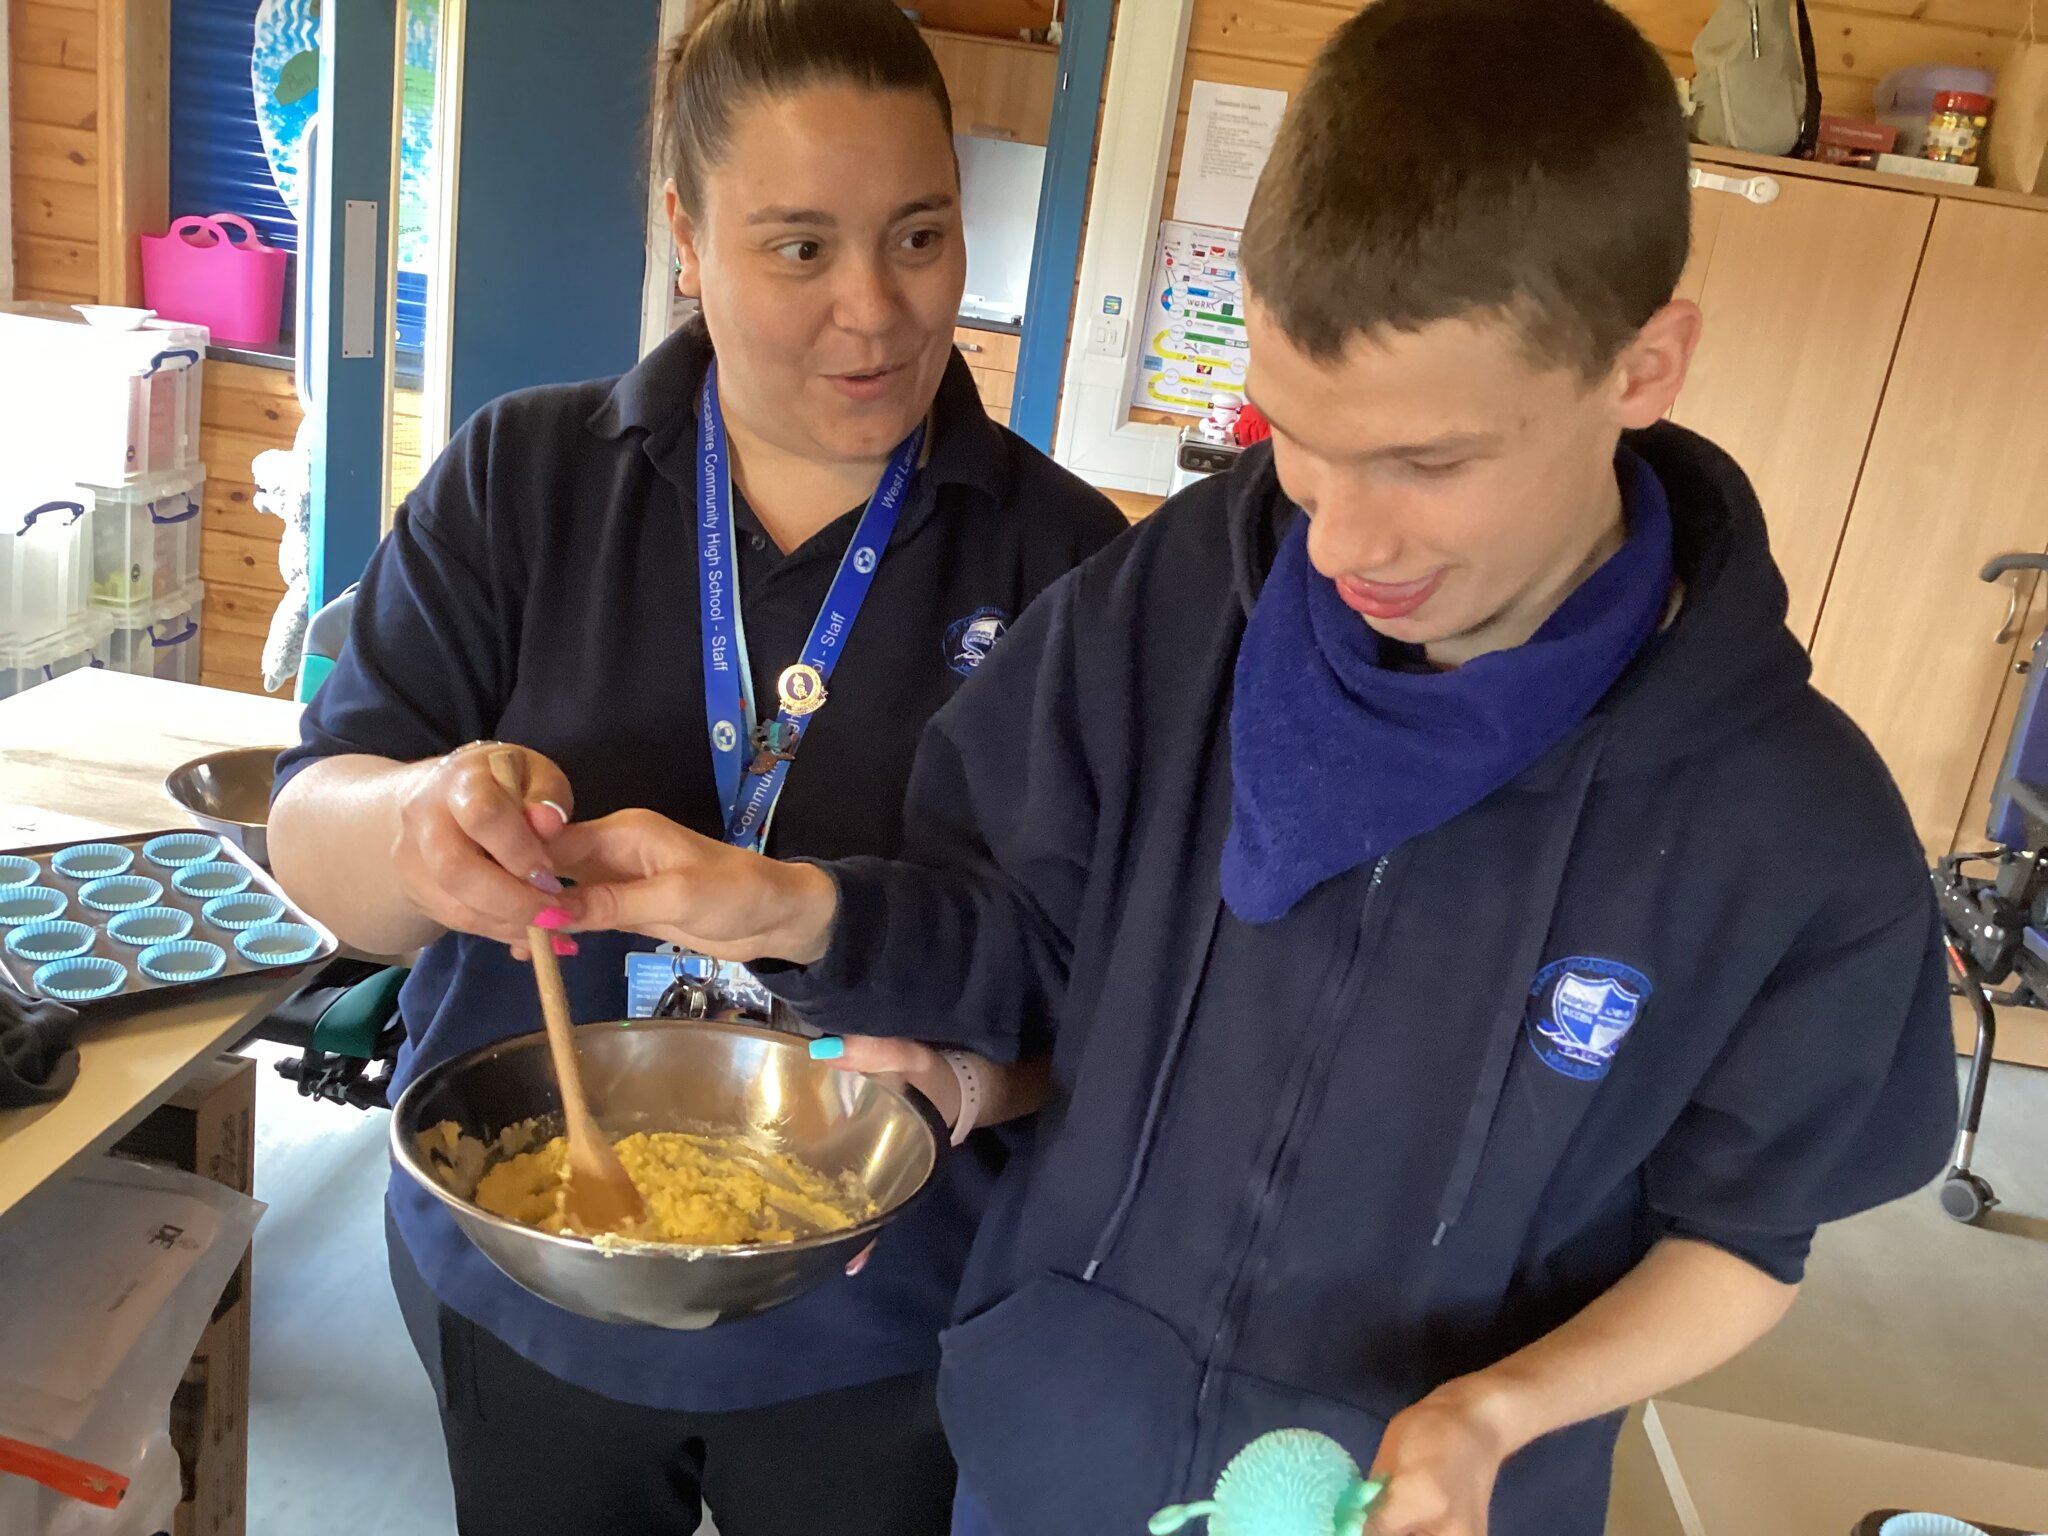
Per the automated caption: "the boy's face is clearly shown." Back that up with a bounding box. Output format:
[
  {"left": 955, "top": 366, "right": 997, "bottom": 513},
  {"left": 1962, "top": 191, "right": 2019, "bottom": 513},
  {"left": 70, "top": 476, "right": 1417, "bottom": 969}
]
[{"left": 1245, "top": 302, "right": 1699, "bottom": 668}]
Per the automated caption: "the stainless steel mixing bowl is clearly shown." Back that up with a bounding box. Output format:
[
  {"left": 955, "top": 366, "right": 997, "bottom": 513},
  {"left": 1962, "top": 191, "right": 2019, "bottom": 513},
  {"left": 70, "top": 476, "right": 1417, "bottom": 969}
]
[
  {"left": 163, "top": 746, "right": 285, "bottom": 866},
  {"left": 390, "top": 1019, "right": 945, "bottom": 1329}
]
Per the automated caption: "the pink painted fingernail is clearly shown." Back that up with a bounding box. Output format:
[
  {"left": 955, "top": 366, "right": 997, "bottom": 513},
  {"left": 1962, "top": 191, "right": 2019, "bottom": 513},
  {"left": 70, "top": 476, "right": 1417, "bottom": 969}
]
[
  {"left": 533, "top": 907, "right": 571, "bottom": 930},
  {"left": 529, "top": 870, "right": 564, "bottom": 895},
  {"left": 551, "top": 935, "right": 580, "bottom": 957}
]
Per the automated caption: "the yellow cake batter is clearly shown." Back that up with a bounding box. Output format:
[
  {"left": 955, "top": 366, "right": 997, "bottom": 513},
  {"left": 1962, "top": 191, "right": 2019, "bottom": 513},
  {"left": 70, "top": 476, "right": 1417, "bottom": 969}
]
[{"left": 460, "top": 1125, "right": 872, "bottom": 1246}]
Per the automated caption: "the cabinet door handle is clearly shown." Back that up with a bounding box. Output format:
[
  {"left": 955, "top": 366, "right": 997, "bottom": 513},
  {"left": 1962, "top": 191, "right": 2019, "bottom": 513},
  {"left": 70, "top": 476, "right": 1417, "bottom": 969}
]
[
  {"left": 958, "top": 341, "right": 984, "bottom": 353},
  {"left": 1689, "top": 167, "right": 1780, "bottom": 204}
]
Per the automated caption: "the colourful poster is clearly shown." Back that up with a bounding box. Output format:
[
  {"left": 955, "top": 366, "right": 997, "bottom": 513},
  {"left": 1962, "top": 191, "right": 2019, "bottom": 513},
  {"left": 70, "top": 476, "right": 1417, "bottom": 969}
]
[{"left": 1134, "top": 221, "right": 1250, "bottom": 418}]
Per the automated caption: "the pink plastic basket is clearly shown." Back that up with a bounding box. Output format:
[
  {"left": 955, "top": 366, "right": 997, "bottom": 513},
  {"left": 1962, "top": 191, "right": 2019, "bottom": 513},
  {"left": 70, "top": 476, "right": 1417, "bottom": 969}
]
[{"left": 140, "top": 215, "right": 289, "bottom": 347}]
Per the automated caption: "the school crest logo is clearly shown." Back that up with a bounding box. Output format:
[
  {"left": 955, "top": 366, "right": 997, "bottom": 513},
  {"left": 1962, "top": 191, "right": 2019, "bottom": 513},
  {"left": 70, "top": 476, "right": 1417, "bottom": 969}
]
[
  {"left": 945, "top": 606, "right": 1010, "bottom": 676},
  {"left": 1525, "top": 956, "right": 1651, "bottom": 1082},
  {"left": 711, "top": 720, "right": 739, "bottom": 754},
  {"left": 853, "top": 546, "right": 878, "bottom": 575}
]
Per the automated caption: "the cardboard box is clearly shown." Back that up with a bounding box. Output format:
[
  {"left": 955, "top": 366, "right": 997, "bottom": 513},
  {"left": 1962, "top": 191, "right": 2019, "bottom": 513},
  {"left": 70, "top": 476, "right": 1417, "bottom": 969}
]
[
  {"left": 112, "top": 1056, "right": 256, "bottom": 1198},
  {"left": 1874, "top": 152, "right": 1982, "bottom": 186},
  {"left": 114, "top": 1056, "right": 255, "bottom": 1536},
  {"left": 1644, "top": 1400, "right": 2048, "bottom": 1534},
  {"left": 1818, "top": 114, "right": 1899, "bottom": 153},
  {"left": 169, "top": 1285, "right": 248, "bottom": 1536}
]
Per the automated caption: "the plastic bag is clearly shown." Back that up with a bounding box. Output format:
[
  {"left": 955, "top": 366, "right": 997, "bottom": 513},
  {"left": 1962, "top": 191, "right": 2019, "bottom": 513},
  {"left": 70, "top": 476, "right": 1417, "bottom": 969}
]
[
  {"left": 0, "top": 1157, "right": 263, "bottom": 1510},
  {"left": 1991, "top": 11, "right": 2048, "bottom": 194}
]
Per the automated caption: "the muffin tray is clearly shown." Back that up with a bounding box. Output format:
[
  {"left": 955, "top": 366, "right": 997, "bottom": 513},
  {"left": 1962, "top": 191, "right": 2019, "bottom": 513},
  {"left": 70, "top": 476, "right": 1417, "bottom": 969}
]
[{"left": 0, "top": 828, "right": 337, "bottom": 1008}]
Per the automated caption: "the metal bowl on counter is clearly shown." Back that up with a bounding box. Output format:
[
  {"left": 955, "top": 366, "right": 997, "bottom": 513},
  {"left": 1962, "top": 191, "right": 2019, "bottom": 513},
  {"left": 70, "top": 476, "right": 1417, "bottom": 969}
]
[
  {"left": 163, "top": 746, "right": 286, "bottom": 866},
  {"left": 390, "top": 1019, "right": 945, "bottom": 1330}
]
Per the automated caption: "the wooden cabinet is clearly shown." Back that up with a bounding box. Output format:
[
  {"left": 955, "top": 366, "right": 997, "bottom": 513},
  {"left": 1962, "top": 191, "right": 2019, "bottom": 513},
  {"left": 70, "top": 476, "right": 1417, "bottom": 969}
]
[
  {"left": 1671, "top": 171, "right": 1932, "bottom": 645},
  {"left": 923, "top": 29, "right": 1057, "bottom": 146},
  {"left": 956, "top": 323, "right": 1020, "bottom": 425},
  {"left": 1807, "top": 201, "right": 2048, "bottom": 855},
  {"left": 1667, "top": 156, "right": 2048, "bottom": 882}
]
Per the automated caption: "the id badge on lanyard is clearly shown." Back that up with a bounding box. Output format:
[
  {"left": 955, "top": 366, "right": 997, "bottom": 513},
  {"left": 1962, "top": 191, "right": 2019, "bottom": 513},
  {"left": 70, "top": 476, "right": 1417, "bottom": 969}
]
[{"left": 627, "top": 362, "right": 925, "bottom": 1021}]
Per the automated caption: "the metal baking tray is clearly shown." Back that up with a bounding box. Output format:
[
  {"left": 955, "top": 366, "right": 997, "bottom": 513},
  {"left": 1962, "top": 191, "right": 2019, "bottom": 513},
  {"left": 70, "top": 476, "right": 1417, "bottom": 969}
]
[{"left": 0, "top": 827, "right": 337, "bottom": 1008}]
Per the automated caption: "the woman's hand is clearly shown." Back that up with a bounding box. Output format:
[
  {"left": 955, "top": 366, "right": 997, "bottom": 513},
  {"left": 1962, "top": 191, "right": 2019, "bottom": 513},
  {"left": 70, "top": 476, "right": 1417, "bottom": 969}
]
[
  {"left": 1366, "top": 1381, "right": 1509, "bottom": 1536},
  {"left": 391, "top": 743, "right": 575, "bottom": 947},
  {"left": 549, "top": 809, "right": 840, "bottom": 964}
]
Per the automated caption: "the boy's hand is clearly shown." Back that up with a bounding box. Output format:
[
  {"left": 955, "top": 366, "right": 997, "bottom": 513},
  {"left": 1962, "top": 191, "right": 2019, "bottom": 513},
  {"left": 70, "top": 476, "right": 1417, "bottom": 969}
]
[
  {"left": 548, "top": 809, "right": 839, "bottom": 964},
  {"left": 1367, "top": 1381, "right": 1509, "bottom": 1536}
]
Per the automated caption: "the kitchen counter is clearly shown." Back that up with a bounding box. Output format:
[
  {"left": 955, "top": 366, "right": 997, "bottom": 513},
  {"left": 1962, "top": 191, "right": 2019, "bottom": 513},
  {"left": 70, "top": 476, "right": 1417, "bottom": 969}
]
[
  {"left": 0, "top": 671, "right": 309, "bottom": 1222},
  {"left": 956, "top": 312, "right": 1023, "bottom": 336}
]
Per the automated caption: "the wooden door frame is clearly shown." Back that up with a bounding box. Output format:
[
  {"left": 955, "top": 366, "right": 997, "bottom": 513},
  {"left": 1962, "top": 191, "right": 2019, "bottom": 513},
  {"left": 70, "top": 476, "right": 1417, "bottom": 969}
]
[{"left": 96, "top": 0, "right": 172, "bottom": 307}]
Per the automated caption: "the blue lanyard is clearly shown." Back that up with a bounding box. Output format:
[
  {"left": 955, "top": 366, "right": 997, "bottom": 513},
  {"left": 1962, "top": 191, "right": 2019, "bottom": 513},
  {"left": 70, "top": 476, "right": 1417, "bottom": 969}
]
[{"left": 697, "top": 362, "right": 925, "bottom": 852}]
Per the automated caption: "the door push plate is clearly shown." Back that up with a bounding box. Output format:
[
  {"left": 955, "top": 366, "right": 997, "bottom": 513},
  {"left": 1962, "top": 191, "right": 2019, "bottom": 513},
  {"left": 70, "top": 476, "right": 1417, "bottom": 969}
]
[{"left": 342, "top": 199, "right": 379, "bottom": 359}]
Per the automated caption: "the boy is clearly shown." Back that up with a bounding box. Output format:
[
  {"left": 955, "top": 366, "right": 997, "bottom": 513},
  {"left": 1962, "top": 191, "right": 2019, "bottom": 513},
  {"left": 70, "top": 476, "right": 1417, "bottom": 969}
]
[{"left": 550, "top": 2, "right": 1957, "bottom": 1530}]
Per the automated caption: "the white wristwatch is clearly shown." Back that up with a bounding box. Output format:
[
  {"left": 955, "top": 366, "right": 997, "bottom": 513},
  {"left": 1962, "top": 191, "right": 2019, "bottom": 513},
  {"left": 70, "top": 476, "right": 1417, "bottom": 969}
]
[{"left": 938, "top": 1050, "right": 985, "bottom": 1147}]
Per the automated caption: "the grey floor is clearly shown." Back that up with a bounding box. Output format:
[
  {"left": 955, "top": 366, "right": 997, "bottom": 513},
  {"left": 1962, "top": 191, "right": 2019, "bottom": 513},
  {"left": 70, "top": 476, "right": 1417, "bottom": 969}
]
[{"left": 243, "top": 1044, "right": 2048, "bottom": 1535}]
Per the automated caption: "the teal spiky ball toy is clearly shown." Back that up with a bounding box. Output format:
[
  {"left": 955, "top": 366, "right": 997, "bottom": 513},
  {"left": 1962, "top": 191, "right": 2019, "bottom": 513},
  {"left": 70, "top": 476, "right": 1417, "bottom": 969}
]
[{"left": 1149, "top": 1429, "right": 1385, "bottom": 1536}]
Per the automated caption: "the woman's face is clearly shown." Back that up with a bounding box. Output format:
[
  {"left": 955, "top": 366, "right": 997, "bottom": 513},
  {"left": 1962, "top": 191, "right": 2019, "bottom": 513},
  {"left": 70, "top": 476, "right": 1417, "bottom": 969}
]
[{"left": 671, "top": 83, "right": 965, "bottom": 466}]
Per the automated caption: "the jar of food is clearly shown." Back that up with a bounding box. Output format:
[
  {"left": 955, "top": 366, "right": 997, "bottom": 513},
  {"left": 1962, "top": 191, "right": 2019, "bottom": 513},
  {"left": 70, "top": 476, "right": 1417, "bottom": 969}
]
[{"left": 1926, "top": 90, "right": 1993, "bottom": 165}]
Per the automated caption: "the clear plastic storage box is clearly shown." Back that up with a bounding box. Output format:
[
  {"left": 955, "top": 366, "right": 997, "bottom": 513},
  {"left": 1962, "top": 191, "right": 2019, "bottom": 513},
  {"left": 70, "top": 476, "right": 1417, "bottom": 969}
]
[
  {"left": 87, "top": 465, "right": 205, "bottom": 610},
  {"left": 0, "top": 303, "right": 208, "bottom": 486},
  {"left": 104, "top": 581, "right": 205, "bottom": 684},
  {"left": 0, "top": 477, "right": 95, "bottom": 644},
  {"left": 0, "top": 610, "right": 114, "bottom": 702}
]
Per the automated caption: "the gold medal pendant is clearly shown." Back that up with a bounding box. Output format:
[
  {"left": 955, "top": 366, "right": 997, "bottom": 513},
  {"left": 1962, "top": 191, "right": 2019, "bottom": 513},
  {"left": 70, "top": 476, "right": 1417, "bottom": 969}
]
[{"left": 777, "top": 662, "right": 828, "bottom": 717}]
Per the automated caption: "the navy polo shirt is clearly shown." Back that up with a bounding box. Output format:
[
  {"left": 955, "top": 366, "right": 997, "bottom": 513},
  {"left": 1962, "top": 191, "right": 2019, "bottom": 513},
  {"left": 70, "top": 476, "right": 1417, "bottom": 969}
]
[{"left": 274, "top": 321, "right": 1126, "bottom": 1411}]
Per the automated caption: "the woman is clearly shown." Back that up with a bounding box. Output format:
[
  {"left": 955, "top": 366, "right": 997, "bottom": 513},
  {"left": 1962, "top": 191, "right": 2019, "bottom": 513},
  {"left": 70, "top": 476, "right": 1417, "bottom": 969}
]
[{"left": 267, "top": 3, "right": 1124, "bottom": 1531}]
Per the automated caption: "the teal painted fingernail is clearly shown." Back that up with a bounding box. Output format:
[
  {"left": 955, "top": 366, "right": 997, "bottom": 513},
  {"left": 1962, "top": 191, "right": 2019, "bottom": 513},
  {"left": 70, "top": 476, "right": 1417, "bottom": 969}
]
[{"left": 808, "top": 1037, "right": 845, "bottom": 1061}]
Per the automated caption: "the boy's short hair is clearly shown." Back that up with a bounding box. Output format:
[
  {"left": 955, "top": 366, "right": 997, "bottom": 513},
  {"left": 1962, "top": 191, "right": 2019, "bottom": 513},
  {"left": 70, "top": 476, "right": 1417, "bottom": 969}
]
[{"left": 1241, "top": 0, "right": 1691, "bottom": 379}]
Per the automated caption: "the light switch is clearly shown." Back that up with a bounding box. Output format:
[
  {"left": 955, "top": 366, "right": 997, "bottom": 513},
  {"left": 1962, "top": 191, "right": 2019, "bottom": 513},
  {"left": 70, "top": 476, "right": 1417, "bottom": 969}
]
[{"left": 1086, "top": 315, "right": 1129, "bottom": 360}]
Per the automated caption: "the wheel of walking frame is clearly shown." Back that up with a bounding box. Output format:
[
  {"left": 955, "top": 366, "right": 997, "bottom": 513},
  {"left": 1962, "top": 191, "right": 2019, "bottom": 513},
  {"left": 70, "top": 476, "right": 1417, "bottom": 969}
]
[{"left": 1939, "top": 1171, "right": 1997, "bottom": 1225}]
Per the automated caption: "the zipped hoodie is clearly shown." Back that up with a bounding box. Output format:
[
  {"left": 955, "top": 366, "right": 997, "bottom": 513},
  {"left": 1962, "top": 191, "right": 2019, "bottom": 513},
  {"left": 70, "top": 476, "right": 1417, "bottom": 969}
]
[{"left": 770, "top": 421, "right": 1957, "bottom": 1534}]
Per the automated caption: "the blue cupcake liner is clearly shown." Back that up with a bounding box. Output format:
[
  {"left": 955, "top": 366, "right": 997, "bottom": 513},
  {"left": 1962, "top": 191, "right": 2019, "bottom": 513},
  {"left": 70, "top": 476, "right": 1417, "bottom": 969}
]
[
  {"left": 0, "top": 886, "right": 68, "bottom": 927},
  {"left": 79, "top": 874, "right": 165, "bottom": 913},
  {"left": 51, "top": 842, "right": 136, "bottom": 880},
  {"left": 202, "top": 892, "right": 288, "bottom": 931},
  {"left": 106, "top": 906, "right": 196, "bottom": 947},
  {"left": 5, "top": 919, "right": 97, "bottom": 963},
  {"left": 234, "top": 922, "right": 322, "bottom": 967},
  {"left": 138, "top": 939, "right": 229, "bottom": 983},
  {"left": 173, "top": 861, "right": 254, "bottom": 899},
  {"left": 0, "top": 854, "right": 39, "bottom": 889},
  {"left": 33, "top": 955, "right": 129, "bottom": 1001},
  {"left": 143, "top": 832, "right": 222, "bottom": 869}
]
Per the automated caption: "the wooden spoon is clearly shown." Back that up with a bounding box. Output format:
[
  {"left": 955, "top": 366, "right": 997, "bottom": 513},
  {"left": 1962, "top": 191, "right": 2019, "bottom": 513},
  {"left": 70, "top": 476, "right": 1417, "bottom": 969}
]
[{"left": 487, "top": 750, "right": 644, "bottom": 1232}]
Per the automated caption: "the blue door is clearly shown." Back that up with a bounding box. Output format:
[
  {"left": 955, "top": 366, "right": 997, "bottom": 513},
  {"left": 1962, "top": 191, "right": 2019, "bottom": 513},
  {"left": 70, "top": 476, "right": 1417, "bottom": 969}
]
[{"left": 304, "top": 0, "right": 662, "bottom": 611}]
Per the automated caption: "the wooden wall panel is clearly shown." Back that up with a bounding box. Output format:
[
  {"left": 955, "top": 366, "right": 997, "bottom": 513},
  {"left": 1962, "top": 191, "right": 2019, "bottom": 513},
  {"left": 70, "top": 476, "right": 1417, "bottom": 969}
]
[
  {"left": 13, "top": 0, "right": 93, "bottom": 67},
  {"left": 914, "top": 0, "right": 1054, "bottom": 40},
  {"left": 12, "top": 119, "right": 96, "bottom": 184},
  {"left": 1158, "top": 1, "right": 2035, "bottom": 223},
  {"left": 12, "top": 58, "right": 95, "bottom": 127},
  {"left": 13, "top": 232, "right": 94, "bottom": 296},
  {"left": 12, "top": 171, "right": 94, "bottom": 239},
  {"left": 9, "top": 0, "right": 100, "bottom": 301},
  {"left": 196, "top": 362, "right": 297, "bottom": 696},
  {"left": 95, "top": 0, "right": 168, "bottom": 305}
]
